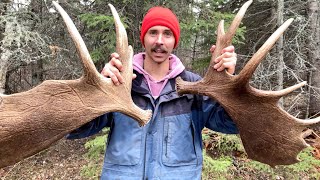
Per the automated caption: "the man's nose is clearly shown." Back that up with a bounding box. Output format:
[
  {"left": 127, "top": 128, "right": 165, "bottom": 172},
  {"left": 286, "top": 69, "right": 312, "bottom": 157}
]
[{"left": 155, "top": 34, "right": 164, "bottom": 45}]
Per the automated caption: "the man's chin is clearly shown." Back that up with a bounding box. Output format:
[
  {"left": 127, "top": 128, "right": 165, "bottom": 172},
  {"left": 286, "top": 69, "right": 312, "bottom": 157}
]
[
  {"left": 154, "top": 56, "right": 168, "bottom": 62},
  {"left": 152, "top": 54, "right": 169, "bottom": 62}
]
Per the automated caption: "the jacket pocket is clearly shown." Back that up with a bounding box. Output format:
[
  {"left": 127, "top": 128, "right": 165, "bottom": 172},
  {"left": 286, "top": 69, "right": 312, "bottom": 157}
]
[
  {"left": 105, "top": 112, "right": 142, "bottom": 166},
  {"left": 162, "top": 113, "right": 198, "bottom": 166}
]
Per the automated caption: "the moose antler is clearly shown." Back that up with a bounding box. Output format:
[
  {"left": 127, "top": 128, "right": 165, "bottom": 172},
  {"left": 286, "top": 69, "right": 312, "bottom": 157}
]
[
  {"left": 176, "top": 0, "right": 320, "bottom": 167},
  {"left": 0, "top": 2, "right": 152, "bottom": 168}
]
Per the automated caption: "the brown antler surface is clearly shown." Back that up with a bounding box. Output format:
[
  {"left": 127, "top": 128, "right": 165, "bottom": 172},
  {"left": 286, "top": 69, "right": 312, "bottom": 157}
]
[
  {"left": 0, "top": 2, "right": 152, "bottom": 168},
  {"left": 176, "top": 0, "right": 320, "bottom": 167}
]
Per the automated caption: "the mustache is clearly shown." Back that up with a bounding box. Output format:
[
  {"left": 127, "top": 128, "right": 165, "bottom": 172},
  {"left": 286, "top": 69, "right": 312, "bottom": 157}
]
[{"left": 151, "top": 45, "right": 168, "bottom": 53}]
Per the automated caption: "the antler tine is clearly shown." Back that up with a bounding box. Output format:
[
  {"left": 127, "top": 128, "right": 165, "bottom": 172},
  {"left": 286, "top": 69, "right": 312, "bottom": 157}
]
[
  {"left": 296, "top": 116, "right": 320, "bottom": 126},
  {"left": 210, "top": 0, "right": 252, "bottom": 68},
  {"left": 252, "top": 81, "right": 307, "bottom": 98},
  {"left": 237, "top": 18, "right": 294, "bottom": 85},
  {"left": 52, "top": 2, "right": 99, "bottom": 80},
  {"left": 210, "top": 20, "right": 225, "bottom": 64},
  {"left": 108, "top": 4, "right": 133, "bottom": 87}
]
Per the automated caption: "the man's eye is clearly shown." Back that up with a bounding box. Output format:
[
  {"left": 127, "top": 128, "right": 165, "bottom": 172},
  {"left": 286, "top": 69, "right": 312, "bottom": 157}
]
[
  {"left": 149, "top": 31, "right": 157, "bottom": 35},
  {"left": 164, "top": 31, "right": 173, "bottom": 37}
]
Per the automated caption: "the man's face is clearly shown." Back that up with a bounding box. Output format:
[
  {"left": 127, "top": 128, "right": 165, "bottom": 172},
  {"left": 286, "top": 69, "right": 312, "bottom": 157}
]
[{"left": 143, "top": 26, "right": 175, "bottom": 64}]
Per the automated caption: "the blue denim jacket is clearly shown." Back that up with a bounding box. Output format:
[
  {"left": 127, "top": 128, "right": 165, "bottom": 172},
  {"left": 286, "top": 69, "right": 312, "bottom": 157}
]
[{"left": 68, "top": 70, "right": 238, "bottom": 180}]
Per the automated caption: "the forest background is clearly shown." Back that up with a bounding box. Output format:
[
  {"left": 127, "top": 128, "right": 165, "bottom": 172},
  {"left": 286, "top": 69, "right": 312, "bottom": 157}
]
[{"left": 1, "top": 0, "right": 320, "bottom": 179}]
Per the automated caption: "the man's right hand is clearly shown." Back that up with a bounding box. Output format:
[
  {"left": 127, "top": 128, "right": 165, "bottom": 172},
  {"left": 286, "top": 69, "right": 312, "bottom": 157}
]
[{"left": 101, "top": 52, "right": 136, "bottom": 85}]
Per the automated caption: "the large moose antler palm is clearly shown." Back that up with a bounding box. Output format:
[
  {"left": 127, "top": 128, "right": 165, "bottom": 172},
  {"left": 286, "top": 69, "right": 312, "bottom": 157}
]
[
  {"left": 177, "top": 0, "right": 320, "bottom": 167},
  {"left": 0, "top": 2, "right": 152, "bottom": 168}
]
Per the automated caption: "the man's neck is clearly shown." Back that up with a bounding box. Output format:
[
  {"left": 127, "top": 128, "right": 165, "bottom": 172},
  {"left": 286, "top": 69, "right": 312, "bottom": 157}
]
[{"left": 143, "top": 56, "right": 170, "bottom": 81}]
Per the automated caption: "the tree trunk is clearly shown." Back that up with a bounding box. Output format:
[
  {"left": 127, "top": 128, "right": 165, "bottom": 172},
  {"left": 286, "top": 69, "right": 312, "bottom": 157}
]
[
  {"left": 0, "top": 52, "right": 10, "bottom": 94},
  {"left": 276, "top": 0, "right": 284, "bottom": 107},
  {"left": 308, "top": 0, "right": 320, "bottom": 117},
  {"left": 0, "top": 2, "right": 12, "bottom": 94},
  {"left": 29, "top": 0, "right": 44, "bottom": 86},
  {"left": 132, "top": 0, "right": 146, "bottom": 51}
]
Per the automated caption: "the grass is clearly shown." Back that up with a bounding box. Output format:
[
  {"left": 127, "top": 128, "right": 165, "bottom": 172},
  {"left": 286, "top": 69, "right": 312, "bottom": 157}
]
[{"left": 80, "top": 128, "right": 108, "bottom": 179}]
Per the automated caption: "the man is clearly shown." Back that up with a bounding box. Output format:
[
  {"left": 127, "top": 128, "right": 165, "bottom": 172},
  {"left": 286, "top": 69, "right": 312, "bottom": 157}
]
[{"left": 68, "top": 6, "right": 238, "bottom": 179}]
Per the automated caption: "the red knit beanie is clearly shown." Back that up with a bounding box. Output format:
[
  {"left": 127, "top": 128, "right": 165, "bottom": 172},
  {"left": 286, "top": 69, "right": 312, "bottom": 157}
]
[{"left": 140, "top": 7, "right": 180, "bottom": 48}]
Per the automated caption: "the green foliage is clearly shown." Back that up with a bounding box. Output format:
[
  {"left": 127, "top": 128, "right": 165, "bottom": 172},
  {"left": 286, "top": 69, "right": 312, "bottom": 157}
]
[
  {"left": 202, "top": 151, "right": 233, "bottom": 180},
  {"left": 204, "top": 154, "right": 233, "bottom": 173},
  {"left": 80, "top": 13, "right": 114, "bottom": 29},
  {"left": 177, "top": 1, "right": 246, "bottom": 72},
  {"left": 202, "top": 130, "right": 211, "bottom": 141},
  {"left": 179, "top": 3, "right": 246, "bottom": 47},
  {"left": 246, "top": 147, "right": 320, "bottom": 177},
  {"left": 83, "top": 128, "right": 109, "bottom": 159},
  {"left": 284, "top": 147, "right": 320, "bottom": 178},
  {"left": 202, "top": 130, "right": 242, "bottom": 179},
  {"left": 214, "top": 133, "right": 244, "bottom": 154},
  {"left": 80, "top": 162, "right": 102, "bottom": 179},
  {"left": 237, "top": 146, "right": 320, "bottom": 179},
  {"left": 202, "top": 130, "right": 244, "bottom": 154},
  {"left": 191, "top": 56, "right": 211, "bottom": 74},
  {"left": 246, "top": 160, "right": 274, "bottom": 173},
  {"left": 81, "top": 128, "right": 109, "bottom": 178},
  {"left": 79, "top": 13, "right": 129, "bottom": 64}
]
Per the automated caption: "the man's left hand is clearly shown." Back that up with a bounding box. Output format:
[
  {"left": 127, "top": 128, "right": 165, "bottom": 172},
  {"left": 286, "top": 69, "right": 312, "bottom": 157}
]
[{"left": 210, "top": 45, "right": 237, "bottom": 74}]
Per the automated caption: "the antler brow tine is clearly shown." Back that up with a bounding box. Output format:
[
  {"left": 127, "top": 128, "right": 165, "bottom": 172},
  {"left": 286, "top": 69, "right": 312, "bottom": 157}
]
[{"left": 52, "top": 1, "right": 99, "bottom": 79}]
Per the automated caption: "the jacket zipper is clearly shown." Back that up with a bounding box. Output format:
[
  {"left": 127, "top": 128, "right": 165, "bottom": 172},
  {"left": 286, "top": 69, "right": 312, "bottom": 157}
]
[{"left": 139, "top": 89, "right": 184, "bottom": 179}]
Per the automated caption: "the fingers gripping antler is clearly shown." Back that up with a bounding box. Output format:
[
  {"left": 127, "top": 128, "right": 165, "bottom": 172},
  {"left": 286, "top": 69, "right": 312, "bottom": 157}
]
[
  {"left": 177, "top": 0, "right": 320, "bottom": 166},
  {"left": 0, "top": 3, "right": 151, "bottom": 168}
]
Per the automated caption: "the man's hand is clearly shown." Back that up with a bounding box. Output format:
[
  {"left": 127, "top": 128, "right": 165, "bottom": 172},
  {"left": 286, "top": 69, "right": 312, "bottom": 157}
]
[
  {"left": 210, "top": 45, "right": 237, "bottom": 74},
  {"left": 101, "top": 52, "right": 136, "bottom": 85}
]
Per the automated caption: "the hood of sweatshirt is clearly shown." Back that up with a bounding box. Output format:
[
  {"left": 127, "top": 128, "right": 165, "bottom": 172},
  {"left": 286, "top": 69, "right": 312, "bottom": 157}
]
[{"left": 132, "top": 52, "right": 185, "bottom": 98}]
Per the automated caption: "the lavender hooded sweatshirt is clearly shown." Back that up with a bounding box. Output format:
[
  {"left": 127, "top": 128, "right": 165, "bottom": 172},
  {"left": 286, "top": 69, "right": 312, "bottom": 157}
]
[{"left": 132, "top": 52, "right": 185, "bottom": 98}]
